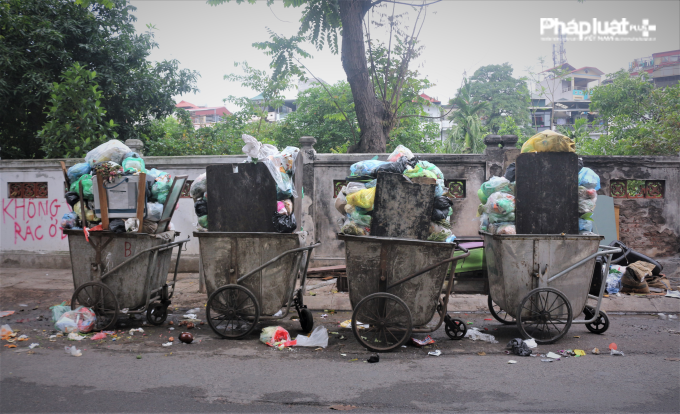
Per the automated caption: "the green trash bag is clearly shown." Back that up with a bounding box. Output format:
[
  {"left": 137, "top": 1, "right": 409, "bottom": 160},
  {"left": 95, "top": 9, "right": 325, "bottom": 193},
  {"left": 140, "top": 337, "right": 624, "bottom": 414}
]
[
  {"left": 122, "top": 157, "right": 145, "bottom": 173},
  {"left": 69, "top": 174, "right": 94, "bottom": 200},
  {"left": 198, "top": 215, "right": 208, "bottom": 229},
  {"left": 152, "top": 180, "right": 171, "bottom": 204}
]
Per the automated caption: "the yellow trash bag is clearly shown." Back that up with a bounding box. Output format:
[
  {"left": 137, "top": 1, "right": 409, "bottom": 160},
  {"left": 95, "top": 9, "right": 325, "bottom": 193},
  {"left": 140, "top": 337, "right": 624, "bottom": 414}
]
[
  {"left": 521, "top": 130, "right": 575, "bottom": 153},
  {"left": 346, "top": 187, "right": 376, "bottom": 211}
]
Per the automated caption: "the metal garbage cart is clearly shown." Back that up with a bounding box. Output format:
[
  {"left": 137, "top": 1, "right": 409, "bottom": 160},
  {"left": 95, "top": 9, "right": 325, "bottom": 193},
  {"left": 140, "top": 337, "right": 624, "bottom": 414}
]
[
  {"left": 482, "top": 232, "right": 622, "bottom": 343},
  {"left": 195, "top": 232, "right": 320, "bottom": 339},
  {"left": 338, "top": 234, "right": 470, "bottom": 352},
  {"left": 66, "top": 230, "right": 190, "bottom": 331}
]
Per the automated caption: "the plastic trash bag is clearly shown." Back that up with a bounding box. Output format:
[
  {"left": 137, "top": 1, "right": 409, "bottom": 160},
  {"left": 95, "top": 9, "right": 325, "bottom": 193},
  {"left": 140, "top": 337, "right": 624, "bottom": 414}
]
[
  {"left": 479, "top": 176, "right": 513, "bottom": 199},
  {"left": 349, "top": 212, "right": 372, "bottom": 228},
  {"left": 109, "top": 219, "right": 126, "bottom": 233},
  {"left": 67, "top": 163, "right": 91, "bottom": 184},
  {"left": 418, "top": 160, "right": 444, "bottom": 180},
  {"left": 275, "top": 146, "right": 300, "bottom": 174},
  {"left": 121, "top": 157, "right": 145, "bottom": 173},
  {"left": 295, "top": 326, "right": 329, "bottom": 348},
  {"left": 276, "top": 173, "right": 294, "bottom": 200},
  {"left": 521, "top": 130, "right": 575, "bottom": 153},
  {"left": 147, "top": 202, "right": 163, "bottom": 222},
  {"left": 404, "top": 164, "right": 438, "bottom": 180},
  {"left": 346, "top": 187, "right": 376, "bottom": 211},
  {"left": 388, "top": 145, "right": 414, "bottom": 162},
  {"left": 260, "top": 326, "right": 296, "bottom": 348},
  {"left": 341, "top": 219, "right": 370, "bottom": 236},
  {"left": 488, "top": 210, "right": 515, "bottom": 224},
  {"left": 365, "top": 179, "right": 377, "bottom": 188},
  {"left": 146, "top": 168, "right": 170, "bottom": 180},
  {"left": 64, "top": 192, "right": 80, "bottom": 208},
  {"left": 504, "top": 162, "right": 516, "bottom": 182},
  {"left": 479, "top": 213, "right": 489, "bottom": 232},
  {"left": 578, "top": 186, "right": 598, "bottom": 200},
  {"left": 73, "top": 201, "right": 98, "bottom": 223},
  {"left": 55, "top": 306, "right": 96, "bottom": 333},
  {"left": 335, "top": 190, "right": 348, "bottom": 215},
  {"left": 428, "top": 226, "right": 453, "bottom": 242},
  {"left": 242, "top": 134, "right": 279, "bottom": 160},
  {"left": 606, "top": 266, "right": 624, "bottom": 294},
  {"left": 375, "top": 156, "right": 411, "bottom": 176},
  {"left": 125, "top": 218, "right": 139, "bottom": 232},
  {"left": 579, "top": 199, "right": 596, "bottom": 214},
  {"left": 507, "top": 338, "right": 533, "bottom": 356},
  {"left": 50, "top": 304, "right": 71, "bottom": 324},
  {"left": 434, "top": 183, "right": 444, "bottom": 197},
  {"left": 578, "top": 167, "right": 601, "bottom": 190},
  {"left": 465, "top": 327, "right": 498, "bottom": 343},
  {"left": 273, "top": 212, "right": 297, "bottom": 233},
  {"left": 85, "top": 139, "right": 131, "bottom": 166},
  {"left": 346, "top": 182, "right": 366, "bottom": 195},
  {"left": 485, "top": 192, "right": 515, "bottom": 215},
  {"left": 152, "top": 180, "right": 171, "bottom": 205},
  {"left": 61, "top": 212, "right": 78, "bottom": 229},
  {"left": 349, "top": 160, "right": 389, "bottom": 177},
  {"left": 190, "top": 173, "right": 207, "bottom": 201},
  {"left": 579, "top": 215, "right": 594, "bottom": 232},
  {"left": 433, "top": 196, "right": 453, "bottom": 210},
  {"left": 197, "top": 215, "right": 208, "bottom": 229},
  {"left": 194, "top": 199, "right": 208, "bottom": 217},
  {"left": 69, "top": 174, "right": 94, "bottom": 200}
]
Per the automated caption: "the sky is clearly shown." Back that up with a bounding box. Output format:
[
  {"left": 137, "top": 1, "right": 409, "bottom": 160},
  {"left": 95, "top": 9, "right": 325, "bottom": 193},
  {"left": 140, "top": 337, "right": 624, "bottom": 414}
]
[{"left": 129, "top": 0, "right": 680, "bottom": 111}]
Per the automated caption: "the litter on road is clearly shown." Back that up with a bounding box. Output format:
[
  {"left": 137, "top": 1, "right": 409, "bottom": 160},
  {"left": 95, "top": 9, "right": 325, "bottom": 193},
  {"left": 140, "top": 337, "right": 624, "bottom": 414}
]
[{"left": 428, "top": 350, "right": 442, "bottom": 357}]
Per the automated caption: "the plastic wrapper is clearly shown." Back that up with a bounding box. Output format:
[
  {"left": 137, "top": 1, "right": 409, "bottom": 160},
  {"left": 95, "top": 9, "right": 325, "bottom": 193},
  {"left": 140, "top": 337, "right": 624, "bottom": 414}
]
[
  {"left": 273, "top": 212, "right": 297, "bottom": 233},
  {"left": 152, "top": 180, "right": 171, "bottom": 204},
  {"left": 335, "top": 190, "right": 348, "bottom": 215},
  {"left": 64, "top": 192, "right": 80, "bottom": 208},
  {"left": 375, "top": 156, "right": 411, "bottom": 176},
  {"left": 109, "top": 219, "right": 125, "bottom": 233},
  {"left": 125, "top": 218, "right": 139, "bottom": 232},
  {"left": 404, "top": 164, "right": 438, "bottom": 180},
  {"left": 346, "top": 187, "right": 376, "bottom": 211},
  {"left": 521, "top": 130, "right": 575, "bottom": 153},
  {"left": 194, "top": 199, "right": 208, "bottom": 217},
  {"left": 276, "top": 173, "right": 294, "bottom": 200},
  {"left": 60, "top": 212, "right": 78, "bottom": 230},
  {"left": 85, "top": 139, "right": 131, "bottom": 166},
  {"left": 147, "top": 202, "right": 163, "bottom": 222},
  {"left": 578, "top": 167, "right": 601, "bottom": 190},
  {"left": 260, "top": 326, "right": 295, "bottom": 348},
  {"left": 294, "top": 326, "right": 328, "bottom": 348},
  {"left": 418, "top": 161, "right": 444, "bottom": 180},
  {"left": 55, "top": 306, "right": 96, "bottom": 333},
  {"left": 69, "top": 174, "right": 94, "bottom": 200},
  {"left": 388, "top": 145, "right": 414, "bottom": 162},
  {"left": 349, "top": 160, "right": 388, "bottom": 177},
  {"left": 345, "top": 182, "right": 366, "bottom": 195},
  {"left": 190, "top": 173, "right": 207, "bottom": 200},
  {"left": 67, "top": 163, "right": 91, "bottom": 184},
  {"left": 485, "top": 192, "right": 515, "bottom": 215},
  {"left": 606, "top": 265, "right": 625, "bottom": 294},
  {"left": 122, "top": 157, "right": 145, "bottom": 173},
  {"left": 268, "top": 146, "right": 299, "bottom": 174}
]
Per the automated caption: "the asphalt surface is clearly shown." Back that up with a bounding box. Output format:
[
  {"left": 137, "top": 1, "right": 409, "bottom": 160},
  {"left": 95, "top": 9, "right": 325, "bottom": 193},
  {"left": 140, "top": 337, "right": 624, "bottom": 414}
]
[{"left": 1, "top": 298, "right": 679, "bottom": 414}]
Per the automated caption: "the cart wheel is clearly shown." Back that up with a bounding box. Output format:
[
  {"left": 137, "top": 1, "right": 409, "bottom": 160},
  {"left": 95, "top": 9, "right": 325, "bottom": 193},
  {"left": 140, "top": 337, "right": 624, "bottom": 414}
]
[
  {"left": 516, "top": 287, "right": 573, "bottom": 344},
  {"left": 207, "top": 284, "right": 260, "bottom": 339},
  {"left": 71, "top": 282, "right": 119, "bottom": 331},
  {"left": 488, "top": 296, "right": 515, "bottom": 325},
  {"left": 298, "top": 308, "right": 314, "bottom": 333},
  {"left": 444, "top": 315, "right": 467, "bottom": 340},
  {"left": 352, "top": 292, "right": 412, "bottom": 352},
  {"left": 146, "top": 302, "right": 168, "bottom": 326},
  {"left": 583, "top": 305, "right": 609, "bottom": 334}
]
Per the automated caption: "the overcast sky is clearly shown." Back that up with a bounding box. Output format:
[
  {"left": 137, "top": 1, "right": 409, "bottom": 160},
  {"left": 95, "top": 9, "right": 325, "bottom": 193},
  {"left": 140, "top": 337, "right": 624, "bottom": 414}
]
[{"left": 129, "top": 0, "right": 680, "bottom": 111}]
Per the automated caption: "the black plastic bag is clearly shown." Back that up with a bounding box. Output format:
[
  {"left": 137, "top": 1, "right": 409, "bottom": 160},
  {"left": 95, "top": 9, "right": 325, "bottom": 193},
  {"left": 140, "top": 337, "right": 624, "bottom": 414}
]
[
  {"left": 64, "top": 192, "right": 80, "bottom": 208},
  {"left": 504, "top": 162, "right": 516, "bottom": 182},
  {"left": 375, "top": 156, "right": 410, "bottom": 176},
  {"left": 431, "top": 208, "right": 448, "bottom": 221},
  {"left": 433, "top": 196, "right": 453, "bottom": 210},
  {"left": 194, "top": 199, "right": 208, "bottom": 217},
  {"left": 109, "top": 219, "right": 126, "bottom": 233},
  {"left": 507, "top": 338, "right": 532, "bottom": 356},
  {"left": 273, "top": 212, "right": 297, "bottom": 233}
]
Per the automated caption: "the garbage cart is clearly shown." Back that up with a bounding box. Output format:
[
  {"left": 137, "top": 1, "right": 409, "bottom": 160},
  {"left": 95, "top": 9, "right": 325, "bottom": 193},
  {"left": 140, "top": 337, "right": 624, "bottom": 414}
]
[
  {"left": 195, "top": 232, "right": 320, "bottom": 339},
  {"left": 482, "top": 232, "right": 622, "bottom": 343},
  {"left": 338, "top": 234, "right": 470, "bottom": 352},
  {"left": 66, "top": 229, "right": 189, "bottom": 331}
]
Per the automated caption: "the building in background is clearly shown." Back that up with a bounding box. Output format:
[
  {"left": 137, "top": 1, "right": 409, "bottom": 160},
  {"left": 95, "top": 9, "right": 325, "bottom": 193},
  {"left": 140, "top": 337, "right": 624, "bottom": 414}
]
[
  {"left": 175, "top": 101, "right": 231, "bottom": 128},
  {"left": 629, "top": 49, "right": 680, "bottom": 88}
]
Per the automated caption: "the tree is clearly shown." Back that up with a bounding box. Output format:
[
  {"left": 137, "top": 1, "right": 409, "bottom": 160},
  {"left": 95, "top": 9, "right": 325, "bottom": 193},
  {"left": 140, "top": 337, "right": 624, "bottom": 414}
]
[
  {"left": 557, "top": 117, "right": 590, "bottom": 153},
  {"left": 525, "top": 57, "right": 572, "bottom": 131},
  {"left": 209, "top": 0, "right": 435, "bottom": 153},
  {"left": 466, "top": 63, "right": 532, "bottom": 135},
  {"left": 0, "top": 0, "right": 199, "bottom": 159},
  {"left": 37, "top": 63, "right": 117, "bottom": 158},
  {"left": 497, "top": 116, "right": 526, "bottom": 147},
  {"left": 584, "top": 71, "right": 680, "bottom": 155},
  {"left": 445, "top": 80, "right": 489, "bottom": 154}
]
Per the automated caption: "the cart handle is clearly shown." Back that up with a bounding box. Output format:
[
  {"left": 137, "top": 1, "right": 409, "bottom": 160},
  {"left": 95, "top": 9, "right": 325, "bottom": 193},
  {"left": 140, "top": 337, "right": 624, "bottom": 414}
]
[
  {"left": 99, "top": 238, "right": 190, "bottom": 281},
  {"left": 547, "top": 245, "right": 622, "bottom": 283},
  {"left": 237, "top": 243, "right": 321, "bottom": 284},
  {"left": 386, "top": 246, "right": 470, "bottom": 291}
]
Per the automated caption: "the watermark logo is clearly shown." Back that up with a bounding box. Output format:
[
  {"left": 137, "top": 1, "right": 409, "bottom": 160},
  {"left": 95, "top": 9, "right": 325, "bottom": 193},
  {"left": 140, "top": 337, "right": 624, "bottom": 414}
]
[{"left": 540, "top": 18, "right": 656, "bottom": 41}]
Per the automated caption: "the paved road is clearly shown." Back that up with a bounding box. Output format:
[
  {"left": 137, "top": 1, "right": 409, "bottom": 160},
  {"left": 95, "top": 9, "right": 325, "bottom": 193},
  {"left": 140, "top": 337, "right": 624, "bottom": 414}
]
[{"left": 1, "top": 301, "right": 678, "bottom": 413}]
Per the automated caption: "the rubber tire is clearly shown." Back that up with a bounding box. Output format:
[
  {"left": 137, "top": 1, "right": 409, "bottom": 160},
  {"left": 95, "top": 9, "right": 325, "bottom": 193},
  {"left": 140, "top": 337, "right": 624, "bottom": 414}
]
[
  {"left": 71, "top": 281, "right": 119, "bottom": 331},
  {"left": 352, "top": 292, "right": 413, "bottom": 352},
  {"left": 516, "top": 287, "right": 573, "bottom": 344},
  {"left": 146, "top": 302, "right": 168, "bottom": 326},
  {"left": 488, "top": 295, "right": 515, "bottom": 325},
  {"left": 584, "top": 305, "right": 610, "bottom": 334},
  {"left": 444, "top": 316, "right": 467, "bottom": 340},
  {"left": 206, "top": 284, "right": 260, "bottom": 339},
  {"left": 298, "top": 308, "right": 314, "bottom": 333}
]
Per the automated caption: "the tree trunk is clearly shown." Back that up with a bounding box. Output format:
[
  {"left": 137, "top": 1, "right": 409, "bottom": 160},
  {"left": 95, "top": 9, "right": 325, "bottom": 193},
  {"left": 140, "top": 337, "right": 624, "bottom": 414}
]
[{"left": 339, "top": 0, "right": 388, "bottom": 153}]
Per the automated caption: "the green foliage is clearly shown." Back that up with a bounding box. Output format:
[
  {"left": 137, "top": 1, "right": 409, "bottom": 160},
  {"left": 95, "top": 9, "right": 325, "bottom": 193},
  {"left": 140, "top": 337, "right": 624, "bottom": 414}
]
[
  {"left": 445, "top": 80, "right": 490, "bottom": 154},
  {"left": 497, "top": 116, "right": 526, "bottom": 147},
  {"left": 0, "top": 0, "right": 199, "bottom": 159},
  {"left": 37, "top": 63, "right": 117, "bottom": 158},
  {"left": 557, "top": 118, "right": 590, "bottom": 153},
  {"left": 466, "top": 63, "right": 532, "bottom": 135},
  {"left": 586, "top": 71, "right": 680, "bottom": 155}
]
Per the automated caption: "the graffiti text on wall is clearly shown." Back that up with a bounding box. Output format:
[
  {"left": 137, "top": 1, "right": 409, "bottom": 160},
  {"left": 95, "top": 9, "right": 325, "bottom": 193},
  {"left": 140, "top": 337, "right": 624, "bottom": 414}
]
[{"left": 2, "top": 198, "right": 68, "bottom": 244}]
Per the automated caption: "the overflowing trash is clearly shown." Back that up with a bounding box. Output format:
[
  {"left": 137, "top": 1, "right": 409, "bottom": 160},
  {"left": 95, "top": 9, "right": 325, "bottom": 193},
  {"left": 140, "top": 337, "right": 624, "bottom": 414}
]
[
  {"left": 521, "top": 130, "right": 576, "bottom": 154},
  {"left": 55, "top": 307, "right": 96, "bottom": 334},
  {"left": 337, "top": 145, "right": 455, "bottom": 242}
]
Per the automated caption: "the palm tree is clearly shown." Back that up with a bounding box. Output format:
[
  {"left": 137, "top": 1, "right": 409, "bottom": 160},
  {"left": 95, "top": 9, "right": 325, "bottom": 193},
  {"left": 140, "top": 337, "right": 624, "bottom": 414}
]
[{"left": 445, "top": 79, "right": 490, "bottom": 154}]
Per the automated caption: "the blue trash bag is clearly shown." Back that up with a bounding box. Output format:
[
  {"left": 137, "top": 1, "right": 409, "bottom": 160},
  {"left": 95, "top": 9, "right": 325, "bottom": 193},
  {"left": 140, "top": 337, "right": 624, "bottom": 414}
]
[
  {"left": 578, "top": 167, "right": 601, "bottom": 190},
  {"left": 60, "top": 212, "right": 78, "bottom": 229},
  {"left": 349, "top": 160, "right": 389, "bottom": 177},
  {"left": 67, "top": 163, "right": 91, "bottom": 184}
]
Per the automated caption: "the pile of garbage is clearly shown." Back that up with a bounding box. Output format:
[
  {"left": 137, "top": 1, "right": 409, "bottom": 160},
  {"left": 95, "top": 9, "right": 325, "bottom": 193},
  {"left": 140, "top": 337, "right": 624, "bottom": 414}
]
[
  {"left": 336, "top": 145, "right": 455, "bottom": 242},
  {"left": 192, "top": 135, "right": 299, "bottom": 233},
  {"left": 61, "top": 139, "right": 174, "bottom": 234}
]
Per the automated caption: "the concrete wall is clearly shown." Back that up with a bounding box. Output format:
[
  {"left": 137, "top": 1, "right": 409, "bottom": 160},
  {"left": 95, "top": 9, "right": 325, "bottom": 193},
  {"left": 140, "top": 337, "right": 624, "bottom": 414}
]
[{"left": 2, "top": 139, "right": 679, "bottom": 270}]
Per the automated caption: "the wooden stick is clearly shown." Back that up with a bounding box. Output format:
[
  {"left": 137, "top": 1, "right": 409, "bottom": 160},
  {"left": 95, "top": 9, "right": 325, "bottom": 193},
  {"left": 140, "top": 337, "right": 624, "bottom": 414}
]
[
  {"left": 96, "top": 173, "right": 109, "bottom": 229},
  {"left": 60, "top": 161, "right": 70, "bottom": 192},
  {"left": 136, "top": 173, "right": 147, "bottom": 233}
]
